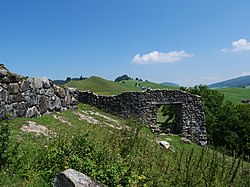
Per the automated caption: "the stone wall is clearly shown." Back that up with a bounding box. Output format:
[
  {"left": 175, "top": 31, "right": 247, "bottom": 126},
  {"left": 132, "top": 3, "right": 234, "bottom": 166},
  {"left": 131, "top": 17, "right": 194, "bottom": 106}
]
[
  {"left": 0, "top": 65, "right": 78, "bottom": 120},
  {"left": 78, "top": 89, "right": 207, "bottom": 146}
]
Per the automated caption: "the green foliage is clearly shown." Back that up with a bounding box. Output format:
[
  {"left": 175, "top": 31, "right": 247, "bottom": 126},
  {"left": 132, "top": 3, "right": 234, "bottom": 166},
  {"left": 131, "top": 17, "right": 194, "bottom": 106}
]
[
  {"left": 181, "top": 85, "right": 250, "bottom": 158},
  {"left": 1, "top": 104, "right": 250, "bottom": 186},
  {"left": 114, "top": 74, "right": 132, "bottom": 82},
  {"left": 160, "top": 105, "right": 177, "bottom": 132},
  {"left": 0, "top": 120, "right": 10, "bottom": 168}
]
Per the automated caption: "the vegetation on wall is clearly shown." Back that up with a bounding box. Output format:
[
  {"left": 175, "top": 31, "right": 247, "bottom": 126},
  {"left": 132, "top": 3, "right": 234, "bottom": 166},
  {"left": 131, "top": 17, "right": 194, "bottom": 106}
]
[{"left": 180, "top": 85, "right": 250, "bottom": 157}]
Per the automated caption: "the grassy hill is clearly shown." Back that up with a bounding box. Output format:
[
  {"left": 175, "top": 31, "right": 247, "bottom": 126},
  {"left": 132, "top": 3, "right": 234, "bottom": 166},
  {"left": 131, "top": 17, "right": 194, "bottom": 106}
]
[
  {"left": 66, "top": 76, "right": 133, "bottom": 95},
  {"left": 122, "top": 79, "right": 178, "bottom": 90},
  {"left": 217, "top": 87, "right": 250, "bottom": 104},
  {"left": 209, "top": 75, "right": 250, "bottom": 88},
  {"left": 66, "top": 76, "right": 178, "bottom": 95},
  {"left": 1, "top": 103, "right": 249, "bottom": 186}
]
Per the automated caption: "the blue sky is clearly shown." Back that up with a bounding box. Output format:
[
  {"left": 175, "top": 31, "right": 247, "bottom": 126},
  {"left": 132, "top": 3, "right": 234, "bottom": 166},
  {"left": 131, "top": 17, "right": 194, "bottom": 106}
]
[{"left": 1, "top": 0, "right": 250, "bottom": 86}]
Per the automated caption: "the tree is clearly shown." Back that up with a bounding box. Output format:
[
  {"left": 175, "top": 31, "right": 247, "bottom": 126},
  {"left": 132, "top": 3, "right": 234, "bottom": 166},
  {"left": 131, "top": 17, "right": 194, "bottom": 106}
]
[
  {"left": 181, "top": 85, "right": 250, "bottom": 157},
  {"left": 114, "top": 75, "right": 132, "bottom": 82}
]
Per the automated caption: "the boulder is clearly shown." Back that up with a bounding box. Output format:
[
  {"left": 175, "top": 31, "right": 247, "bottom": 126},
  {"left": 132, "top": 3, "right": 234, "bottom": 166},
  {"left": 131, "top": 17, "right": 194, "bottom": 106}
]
[
  {"left": 32, "top": 78, "right": 43, "bottom": 89},
  {"left": 38, "top": 95, "right": 48, "bottom": 114},
  {"left": 53, "top": 169, "right": 103, "bottom": 187},
  {"left": 181, "top": 137, "right": 192, "bottom": 144},
  {"left": 0, "top": 69, "right": 8, "bottom": 77},
  {"left": 53, "top": 96, "right": 62, "bottom": 111},
  {"left": 158, "top": 140, "right": 170, "bottom": 149},
  {"left": 45, "top": 88, "right": 54, "bottom": 97},
  {"left": 21, "top": 121, "right": 49, "bottom": 136},
  {"left": 9, "top": 93, "right": 25, "bottom": 103},
  {"left": 8, "top": 83, "right": 20, "bottom": 94},
  {"left": 26, "top": 106, "right": 39, "bottom": 118},
  {"left": 13, "top": 102, "right": 27, "bottom": 117},
  {"left": 20, "top": 80, "right": 29, "bottom": 92},
  {"left": 57, "top": 88, "right": 67, "bottom": 98},
  {"left": 0, "top": 88, "right": 8, "bottom": 102},
  {"left": 26, "top": 95, "right": 37, "bottom": 107},
  {"left": 40, "top": 77, "right": 51, "bottom": 89},
  {"left": 9, "top": 75, "right": 19, "bottom": 83},
  {"left": 1, "top": 77, "right": 10, "bottom": 84}
]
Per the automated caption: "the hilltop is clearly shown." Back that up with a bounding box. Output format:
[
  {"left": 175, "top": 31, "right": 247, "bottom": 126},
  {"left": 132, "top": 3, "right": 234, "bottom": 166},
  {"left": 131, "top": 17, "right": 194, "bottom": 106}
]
[{"left": 66, "top": 76, "right": 178, "bottom": 95}]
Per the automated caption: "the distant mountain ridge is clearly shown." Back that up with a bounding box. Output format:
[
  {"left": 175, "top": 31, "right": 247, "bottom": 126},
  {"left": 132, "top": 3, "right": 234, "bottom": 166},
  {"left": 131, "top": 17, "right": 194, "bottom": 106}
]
[{"left": 208, "top": 75, "right": 250, "bottom": 88}]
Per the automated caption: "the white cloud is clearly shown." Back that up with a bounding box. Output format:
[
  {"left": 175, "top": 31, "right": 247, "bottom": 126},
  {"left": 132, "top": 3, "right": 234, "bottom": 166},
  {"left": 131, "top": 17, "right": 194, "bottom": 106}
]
[
  {"left": 131, "top": 50, "right": 193, "bottom": 64},
  {"left": 221, "top": 38, "right": 250, "bottom": 52}
]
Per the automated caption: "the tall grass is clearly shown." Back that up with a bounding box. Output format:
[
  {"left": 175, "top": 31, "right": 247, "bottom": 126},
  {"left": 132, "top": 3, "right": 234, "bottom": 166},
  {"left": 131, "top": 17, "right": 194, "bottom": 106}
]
[{"left": 0, "top": 109, "right": 250, "bottom": 186}]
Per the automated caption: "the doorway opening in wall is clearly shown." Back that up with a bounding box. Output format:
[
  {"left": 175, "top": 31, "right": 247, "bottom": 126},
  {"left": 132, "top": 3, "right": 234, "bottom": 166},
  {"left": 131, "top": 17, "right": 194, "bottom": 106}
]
[{"left": 156, "top": 102, "right": 182, "bottom": 135}]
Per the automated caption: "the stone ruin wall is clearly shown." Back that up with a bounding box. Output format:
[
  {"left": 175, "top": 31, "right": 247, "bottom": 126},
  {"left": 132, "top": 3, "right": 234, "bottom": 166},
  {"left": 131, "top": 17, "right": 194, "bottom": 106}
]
[
  {"left": 0, "top": 66, "right": 78, "bottom": 120},
  {"left": 78, "top": 90, "right": 207, "bottom": 146}
]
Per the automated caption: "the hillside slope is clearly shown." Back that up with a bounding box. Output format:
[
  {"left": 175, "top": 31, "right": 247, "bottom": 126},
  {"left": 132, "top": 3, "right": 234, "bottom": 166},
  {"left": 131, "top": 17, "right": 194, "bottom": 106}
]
[
  {"left": 217, "top": 87, "right": 250, "bottom": 103},
  {"left": 209, "top": 75, "right": 250, "bottom": 88},
  {"left": 66, "top": 76, "right": 178, "bottom": 95},
  {"left": 66, "top": 76, "right": 132, "bottom": 95},
  {"left": 1, "top": 103, "right": 249, "bottom": 186}
]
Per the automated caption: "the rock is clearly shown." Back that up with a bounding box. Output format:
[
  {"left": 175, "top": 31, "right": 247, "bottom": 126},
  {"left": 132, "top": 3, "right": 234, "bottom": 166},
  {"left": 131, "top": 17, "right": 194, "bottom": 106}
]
[
  {"left": 68, "top": 87, "right": 77, "bottom": 94},
  {"left": 9, "top": 75, "right": 19, "bottom": 83},
  {"left": 32, "top": 78, "right": 43, "bottom": 89},
  {"left": 26, "top": 95, "right": 37, "bottom": 107},
  {"left": 71, "top": 97, "right": 78, "bottom": 105},
  {"left": 39, "top": 89, "right": 45, "bottom": 95},
  {"left": 181, "top": 137, "right": 192, "bottom": 144},
  {"left": 53, "top": 96, "right": 62, "bottom": 111},
  {"left": 8, "top": 83, "right": 20, "bottom": 94},
  {"left": 1, "top": 77, "right": 10, "bottom": 84},
  {"left": 20, "top": 80, "right": 29, "bottom": 92},
  {"left": 4, "top": 104, "right": 15, "bottom": 117},
  {"left": 38, "top": 95, "right": 48, "bottom": 114},
  {"left": 158, "top": 140, "right": 170, "bottom": 149},
  {"left": 57, "top": 88, "right": 66, "bottom": 98},
  {"left": 0, "top": 69, "right": 8, "bottom": 77},
  {"left": 40, "top": 77, "right": 50, "bottom": 89},
  {"left": 8, "top": 93, "right": 25, "bottom": 103},
  {"left": 1, "top": 83, "right": 8, "bottom": 89},
  {"left": 53, "top": 169, "right": 103, "bottom": 187},
  {"left": 26, "top": 106, "right": 39, "bottom": 118},
  {"left": 0, "top": 88, "right": 8, "bottom": 102},
  {"left": 15, "top": 102, "right": 27, "bottom": 117},
  {"left": 45, "top": 88, "right": 54, "bottom": 97},
  {"left": 21, "top": 121, "right": 49, "bottom": 136}
]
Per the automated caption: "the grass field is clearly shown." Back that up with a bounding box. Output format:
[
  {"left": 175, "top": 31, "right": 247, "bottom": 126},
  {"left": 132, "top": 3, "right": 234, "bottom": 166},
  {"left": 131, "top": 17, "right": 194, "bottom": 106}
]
[
  {"left": 216, "top": 87, "right": 250, "bottom": 104},
  {"left": 66, "top": 76, "right": 178, "bottom": 95},
  {"left": 1, "top": 103, "right": 250, "bottom": 186}
]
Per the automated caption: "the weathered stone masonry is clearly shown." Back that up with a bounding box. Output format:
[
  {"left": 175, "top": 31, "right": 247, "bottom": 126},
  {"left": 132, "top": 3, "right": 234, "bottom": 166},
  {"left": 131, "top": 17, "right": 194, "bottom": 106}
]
[
  {"left": 0, "top": 65, "right": 78, "bottom": 120},
  {"left": 0, "top": 65, "right": 207, "bottom": 146},
  {"left": 78, "top": 90, "right": 207, "bottom": 146}
]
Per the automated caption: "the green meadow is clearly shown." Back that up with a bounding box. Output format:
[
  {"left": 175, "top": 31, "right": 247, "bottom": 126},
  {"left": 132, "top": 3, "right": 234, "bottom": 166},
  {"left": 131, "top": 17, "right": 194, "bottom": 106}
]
[
  {"left": 1, "top": 103, "right": 249, "bottom": 186},
  {"left": 216, "top": 87, "right": 250, "bottom": 104}
]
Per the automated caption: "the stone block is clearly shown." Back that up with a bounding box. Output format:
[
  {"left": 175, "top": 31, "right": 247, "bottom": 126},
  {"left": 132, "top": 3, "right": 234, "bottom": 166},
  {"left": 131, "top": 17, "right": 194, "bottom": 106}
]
[
  {"left": 20, "top": 80, "right": 29, "bottom": 92},
  {"left": 38, "top": 95, "right": 48, "bottom": 114},
  {"left": 53, "top": 169, "right": 103, "bottom": 187},
  {"left": 8, "top": 83, "right": 20, "bottom": 94}
]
